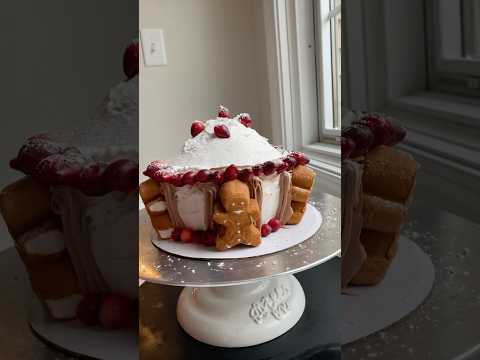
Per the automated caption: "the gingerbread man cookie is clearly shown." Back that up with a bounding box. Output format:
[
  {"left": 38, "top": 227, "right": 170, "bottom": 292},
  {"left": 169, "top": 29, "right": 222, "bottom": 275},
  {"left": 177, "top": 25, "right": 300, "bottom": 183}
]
[
  {"left": 212, "top": 180, "right": 261, "bottom": 251},
  {"left": 288, "top": 165, "right": 316, "bottom": 225}
]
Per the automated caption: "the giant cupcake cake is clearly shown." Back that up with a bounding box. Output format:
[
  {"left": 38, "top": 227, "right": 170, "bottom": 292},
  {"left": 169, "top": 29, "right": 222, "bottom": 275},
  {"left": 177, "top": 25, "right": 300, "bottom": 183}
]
[
  {"left": 0, "top": 41, "right": 140, "bottom": 328},
  {"left": 141, "top": 107, "right": 316, "bottom": 251}
]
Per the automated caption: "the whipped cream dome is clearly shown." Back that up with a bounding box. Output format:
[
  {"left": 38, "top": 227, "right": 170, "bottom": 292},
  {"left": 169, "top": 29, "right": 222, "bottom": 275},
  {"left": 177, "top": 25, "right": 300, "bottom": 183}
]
[{"left": 170, "top": 117, "right": 285, "bottom": 171}]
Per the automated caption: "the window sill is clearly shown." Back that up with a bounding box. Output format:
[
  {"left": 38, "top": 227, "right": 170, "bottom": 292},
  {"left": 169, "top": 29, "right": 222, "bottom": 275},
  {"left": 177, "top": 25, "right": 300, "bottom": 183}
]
[
  {"left": 303, "top": 142, "right": 341, "bottom": 178},
  {"left": 384, "top": 91, "right": 480, "bottom": 175}
]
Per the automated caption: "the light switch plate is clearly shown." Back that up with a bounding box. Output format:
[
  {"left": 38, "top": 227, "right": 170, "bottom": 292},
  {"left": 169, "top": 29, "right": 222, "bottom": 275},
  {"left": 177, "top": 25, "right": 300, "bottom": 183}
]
[{"left": 140, "top": 28, "right": 167, "bottom": 66}]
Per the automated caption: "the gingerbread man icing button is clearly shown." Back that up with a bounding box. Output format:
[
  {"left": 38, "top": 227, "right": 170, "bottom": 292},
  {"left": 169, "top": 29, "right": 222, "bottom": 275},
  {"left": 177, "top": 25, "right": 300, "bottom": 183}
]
[{"left": 213, "top": 180, "right": 261, "bottom": 251}]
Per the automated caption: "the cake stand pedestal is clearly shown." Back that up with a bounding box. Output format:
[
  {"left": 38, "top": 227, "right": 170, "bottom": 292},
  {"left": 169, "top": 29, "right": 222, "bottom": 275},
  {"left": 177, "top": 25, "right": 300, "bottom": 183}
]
[{"left": 139, "top": 193, "right": 340, "bottom": 348}]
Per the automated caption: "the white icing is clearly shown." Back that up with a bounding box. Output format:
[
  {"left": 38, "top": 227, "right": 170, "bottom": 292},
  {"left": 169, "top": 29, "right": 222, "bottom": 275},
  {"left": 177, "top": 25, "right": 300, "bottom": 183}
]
[
  {"left": 44, "top": 294, "right": 82, "bottom": 319},
  {"left": 148, "top": 199, "right": 167, "bottom": 213},
  {"left": 170, "top": 117, "right": 285, "bottom": 170},
  {"left": 19, "top": 224, "right": 65, "bottom": 256},
  {"left": 261, "top": 174, "right": 281, "bottom": 225},
  {"left": 176, "top": 185, "right": 207, "bottom": 230},
  {"left": 158, "top": 228, "right": 173, "bottom": 239}
]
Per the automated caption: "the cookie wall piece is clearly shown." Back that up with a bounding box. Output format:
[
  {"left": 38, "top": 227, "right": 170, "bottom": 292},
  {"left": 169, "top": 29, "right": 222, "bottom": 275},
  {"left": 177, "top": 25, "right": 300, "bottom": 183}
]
[
  {"left": 140, "top": 179, "right": 173, "bottom": 239},
  {"left": 0, "top": 177, "right": 52, "bottom": 237},
  {"left": 362, "top": 194, "right": 407, "bottom": 233},
  {"left": 213, "top": 180, "right": 261, "bottom": 251},
  {"left": 362, "top": 146, "right": 417, "bottom": 203},
  {"left": 287, "top": 165, "right": 316, "bottom": 225},
  {"left": 349, "top": 230, "right": 399, "bottom": 286}
]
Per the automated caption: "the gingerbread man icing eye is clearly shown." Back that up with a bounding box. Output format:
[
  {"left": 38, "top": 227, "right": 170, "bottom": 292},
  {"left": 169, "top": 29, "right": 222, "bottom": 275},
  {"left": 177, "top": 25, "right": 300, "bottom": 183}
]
[
  {"left": 232, "top": 202, "right": 236, "bottom": 206},
  {"left": 240, "top": 201, "right": 245, "bottom": 205}
]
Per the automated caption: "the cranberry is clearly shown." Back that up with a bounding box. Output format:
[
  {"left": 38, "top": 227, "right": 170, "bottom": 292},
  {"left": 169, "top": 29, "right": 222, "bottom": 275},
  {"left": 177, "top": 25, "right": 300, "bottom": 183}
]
[
  {"left": 284, "top": 156, "right": 297, "bottom": 170},
  {"left": 164, "top": 173, "right": 183, "bottom": 186},
  {"left": 291, "top": 152, "right": 310, "bottom": 166},
  {"left": 76, "top": 294, "right": 101, "bottom": 326},
  {"left": 224, "top": 165, "right": 238, "bottom": 181},
  {"left": 211, "top": 171, "right": 224, "bottom": 185},
  {"left": 203, "top": 230, "right": 217, "bottom": 246},
  {"left": 171, "top": 228, "right": 182, "bottom": 241},
  {"left": 261, "top": 224, "right": 272, "bottom": 237},
  {"left": 181, "top": 171, "right": 196, "bottom": 186},
  {"left": 144, "top": 160, "right": 165, "bottom": 178},
  {"left": 103, "top": 159, "right": 138, "bottom": 192},
  {"left": 252, "top": 165, "right": 262, "bottom": 176},
  {"left": 193, "top": 231, "right": 205, "bottom": 244},
  {"left": 342, "top": 125, "right": 374, "bottom": 157},
  {"left": 214, "top": 124, "right": 230, "bottom": 138},
  {"left": 388, "top": 118, "right": 407, "bottom": 145},
  {"left": 123, "top": 40, "right": 139, "bottom": 79},
  {"left": 217, "top": 105, "right": 232, "bottom": 118},
  {"left": 276, "top": 162, "right": 288, "bottom": 173},
  {"left": 35, "top": 153, "right": 83, "bottom": 186},
  {"left": 238, "top": 114, "right": 253, "bottom": 127},
  {"left": 268, "top": 218, "right": 281, "bottom": 232},
  {"left": 190, "top": 121, "right": 205, "bottom": 137},
  {"left": 262, "top": 161, "right": 275, "bottom": 176},
  {"left": 180, "top": 229, "right": 194, "bottom": 243},
  {"left": 238, "top": 168, "right": 253, "bottom": 183},
  {"left": 99, "top": 294, "right": 132, "bottom": 330},
  {"left": 341, "top": 137, "right": 356, "bottom": 160},
  {"left": 194, "top": 169, "right": 210, "bottom": 182},
  {"left": 354, "top": 114, "right": 393, "bottom": 148},
  {"left": 76, "top": 162, "right": 105, "bottom": 196}
]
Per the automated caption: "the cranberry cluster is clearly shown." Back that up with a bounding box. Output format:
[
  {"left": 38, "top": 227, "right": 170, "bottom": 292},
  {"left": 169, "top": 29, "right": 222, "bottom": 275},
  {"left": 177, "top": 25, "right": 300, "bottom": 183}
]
[
  {"left": 76, "top": 293, "right": 137, "bottom": 330},
  {"left": 261, "top": 218, "right": 281, "bottom": 237},
  {"left": 341, "top": 113, "right": 406, "bottom": 160},
  {"left": 10, "top": 136, "right": 138, "bottom": 195},
  {"left": 190, "top": 107, "right": 254, "bottom": 140},
  {"left": 144, "top": 152, "right": 310, "bottom": 187},
  {"left": 171, "top": 228, "right": 217, "bottom": 247}
]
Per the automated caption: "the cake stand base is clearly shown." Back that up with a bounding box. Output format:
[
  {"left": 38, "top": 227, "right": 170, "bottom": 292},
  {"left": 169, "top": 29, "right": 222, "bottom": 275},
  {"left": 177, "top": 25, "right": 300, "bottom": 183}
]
[{"left": 177, "top": 274, "right": 305, "bottom": 348}]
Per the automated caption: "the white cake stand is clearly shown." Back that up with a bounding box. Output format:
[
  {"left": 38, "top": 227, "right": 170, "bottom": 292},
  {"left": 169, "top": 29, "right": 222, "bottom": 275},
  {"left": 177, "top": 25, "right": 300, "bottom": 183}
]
[{"left": 139, "top": 193, "right": 340, "bottom": 348}]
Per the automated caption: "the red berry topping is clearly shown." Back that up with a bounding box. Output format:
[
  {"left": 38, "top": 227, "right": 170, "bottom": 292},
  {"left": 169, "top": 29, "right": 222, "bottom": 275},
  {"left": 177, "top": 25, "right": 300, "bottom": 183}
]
[
  {"left": 224, "top": 165, "right": 238, "bottom": 181},
  {"left": 284, "top": 156, "right": 297, "bottom": 170},
  {"left": 144, "top": 160, "right": 165, "bottom": 178},
  {"left": 190, "top": 121, "right": 205, "bottom": 137},
  {"left": 268, "top": 218, "right": 281, "bottom": 232},
  {"left": 12, "top": 138, "right": 63, "bottom": 173},
  {"left": 261, "top": 224, "right": 272, "bottom": 237},
  {"left": 163, "top": 173, "right": 181, "bottom": 186},
  {"left": 354, "top": 114, "right": 393, "bottom": 148},
  {"left": 103, "top": 159, "right": 138, "bottom": 192},
  {"left": 180, "top": 229, "right": 194, "bottom": 243},
  {"left": 252, "top": 165, "right": 262, "bottom": 176},
  {"left": 181, "top": 171, "right": 196, "bottom": 186},
  {"left": 214, "top": 124, "right": 230, "bottom": 138},
  {"left": 341, "top": 125, "right": 374, "bottom": 157},
  {"left": 238, "top": 113, "right": 253, "bottom": 127},
  {"left": 238, "top": 168, "right": 253, "bottom": 183},
  {"left": 211, "top": 171, "right": 224, "bottom": 185},
  {"left": 291, "top": 152, "right": 310, "bottom": 166},
  {"left": 99, "top": 294, "right": 132, "bottom": 330},
  {"left": 35, "top": 153, "right": 83, "bottom": 186},
  {"left": 217, "top": 105, "right": 232, "bottom": 118},
  {"left": 262, "top": 161, "right": 276, "bottom": 176},
  {"left": 203, "top": 230, "right": 217, "bottom": 247},
  {"left": 123, "top": 40, "right": 139, "bottom": 79},
  {"left": 192, "top": 231, "right": 205, "bottom": 244},
  {"left": 171, "top": 228, "right": 182, "bottom": 241},
  {"left": 341, "top": 137, "right": 356, "bottom": 160},
  {"left": 276, "top": 162, "right": 288, "bottom": 173},
  {"left": 76, "top": 162, "right": 105, "bottom": 196},
  {"left": 76, "top": 294, "right": 101, "bottom": 326},
  {"left": 194, "top": 169, "right": 211, "bottom": 182},
  {"left": 388, "top": 118, "right": 407, "bottom": 145}
]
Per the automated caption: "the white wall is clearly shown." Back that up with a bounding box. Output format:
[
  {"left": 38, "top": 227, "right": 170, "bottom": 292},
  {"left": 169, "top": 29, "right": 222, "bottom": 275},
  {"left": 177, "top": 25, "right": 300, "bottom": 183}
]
[{"left": 139, "top": 0, "right": 273, "bottom": 176}]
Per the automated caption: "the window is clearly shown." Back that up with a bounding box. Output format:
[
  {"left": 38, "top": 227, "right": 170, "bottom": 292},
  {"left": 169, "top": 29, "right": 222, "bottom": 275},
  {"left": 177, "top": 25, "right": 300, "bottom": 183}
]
[
  {"left": 315, "top": 0, "right": 341, "bottom": 138},
  {"left": 427, "top": 0, "right": 480, "bottom": 97}
]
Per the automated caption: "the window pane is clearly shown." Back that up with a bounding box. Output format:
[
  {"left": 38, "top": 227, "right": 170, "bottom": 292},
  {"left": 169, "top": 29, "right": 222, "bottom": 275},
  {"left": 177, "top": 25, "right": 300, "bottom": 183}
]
[{"left": 330, "top": 0, "right": 341, "bottom": 130}]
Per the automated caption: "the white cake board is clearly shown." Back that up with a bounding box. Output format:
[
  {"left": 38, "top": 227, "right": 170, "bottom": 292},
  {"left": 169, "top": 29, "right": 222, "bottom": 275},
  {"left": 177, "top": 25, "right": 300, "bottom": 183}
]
[
  {"left": 29, "top": 295, "right": 137, "bottom": 360},
  {"left": 341, "top": 237, "right": 435, "bottom": 344},
  {"left": 152, "top": 204, "right": 322, "bottom": 260}
]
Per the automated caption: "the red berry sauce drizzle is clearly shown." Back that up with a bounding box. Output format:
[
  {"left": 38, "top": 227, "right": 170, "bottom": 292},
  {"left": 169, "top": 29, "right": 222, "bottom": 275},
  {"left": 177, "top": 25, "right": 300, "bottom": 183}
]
[{"left": 341, "top": 112, "right": 406, "bottom": 160}]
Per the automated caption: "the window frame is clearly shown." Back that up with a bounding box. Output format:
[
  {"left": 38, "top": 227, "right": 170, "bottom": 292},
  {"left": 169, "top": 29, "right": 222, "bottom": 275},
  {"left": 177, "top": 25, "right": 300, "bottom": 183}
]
[{"left": 264, "top": 0, "right": 341, "bottom": 181}]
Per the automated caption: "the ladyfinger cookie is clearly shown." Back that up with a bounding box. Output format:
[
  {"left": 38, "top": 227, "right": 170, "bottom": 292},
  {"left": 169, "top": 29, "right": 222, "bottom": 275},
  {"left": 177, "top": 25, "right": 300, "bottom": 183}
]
[{"left": 362, "top": 146, "right": 417, "bottom": 203}]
